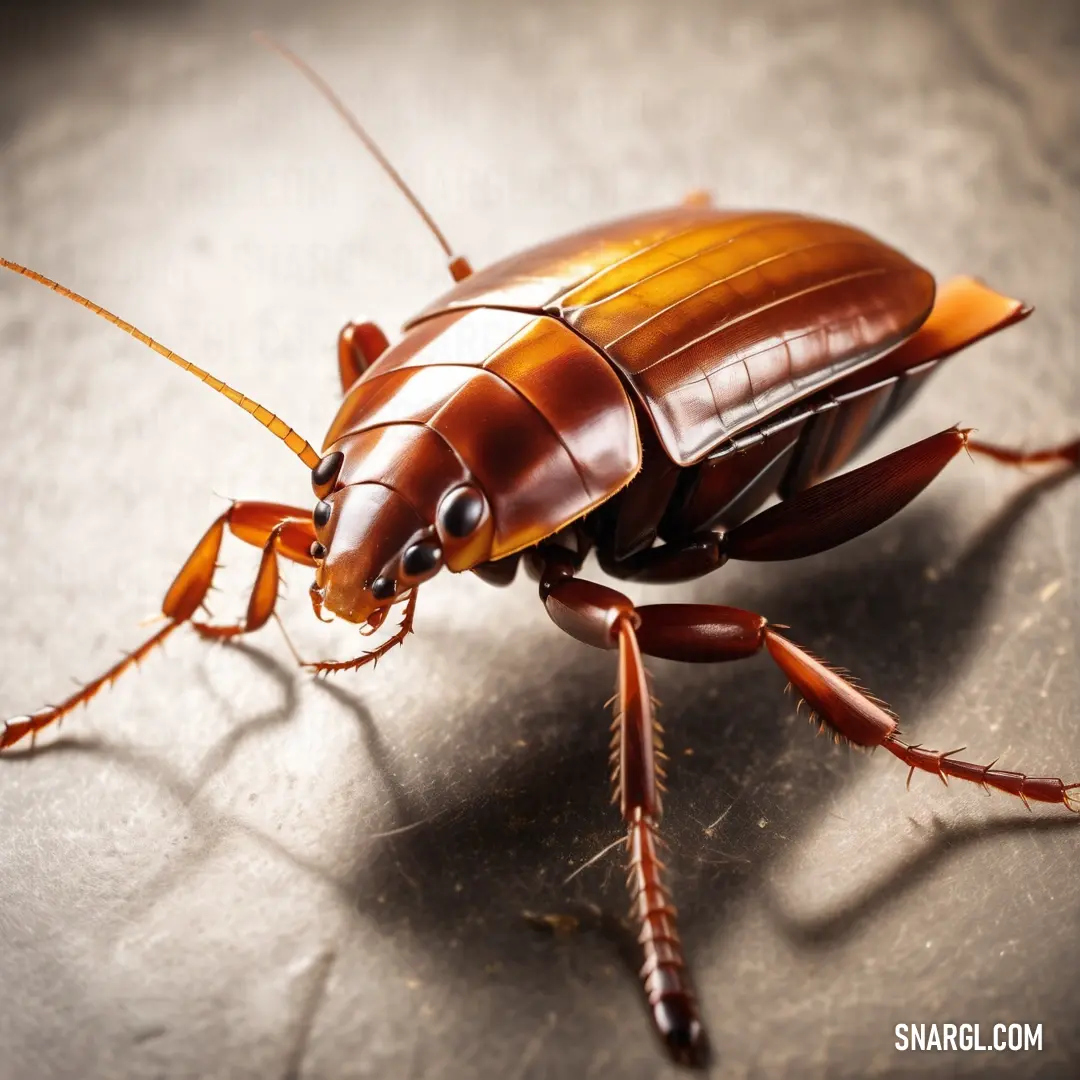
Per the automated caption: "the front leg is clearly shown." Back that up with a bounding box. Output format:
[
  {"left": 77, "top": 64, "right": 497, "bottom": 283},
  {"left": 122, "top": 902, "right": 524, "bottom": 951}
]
[{"left": 2, "top": 501, "right": 317, "bottom": 750}]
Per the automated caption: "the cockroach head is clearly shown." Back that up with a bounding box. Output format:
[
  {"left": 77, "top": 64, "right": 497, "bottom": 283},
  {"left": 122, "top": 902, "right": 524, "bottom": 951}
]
[{"left": 306, "top": 449, "right": 492, "bottom": 628}]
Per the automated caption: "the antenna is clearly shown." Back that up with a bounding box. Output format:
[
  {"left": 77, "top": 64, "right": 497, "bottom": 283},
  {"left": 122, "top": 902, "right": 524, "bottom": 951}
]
[
  {"left": 0, "top": 258, "right": 323, "bottom": 470},
  {"left": 253, "top": 31, "right": 472, "bottom": 282}
]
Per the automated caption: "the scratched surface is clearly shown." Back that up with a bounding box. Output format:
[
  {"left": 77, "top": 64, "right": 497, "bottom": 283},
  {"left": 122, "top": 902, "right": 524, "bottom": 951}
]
[{"left": 1, "top": 1, "right": 1078, "bottom": 1078}]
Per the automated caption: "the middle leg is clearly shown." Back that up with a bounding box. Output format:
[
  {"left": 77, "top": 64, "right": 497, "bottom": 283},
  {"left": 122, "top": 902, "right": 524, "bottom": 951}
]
[
  {"left": 536, "top": 554, "right": 705, "bottom": 1064},
  {"left": 537, "top": 555, "right": 1078, "bottom": 1059},
  {"left": 639, "top": 606, "right": 1080, "bottom": 808},
  {"left": 545, "top": 563, "right": 1078, "bottom": 804}
]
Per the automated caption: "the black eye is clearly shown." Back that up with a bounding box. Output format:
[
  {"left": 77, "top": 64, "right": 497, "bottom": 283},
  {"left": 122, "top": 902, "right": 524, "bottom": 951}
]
[
  {"left": 313, "top": 500, "right": 333, "bottom": 528},
  {"left": 402, "top": 540, "right": 442, "bottom": 578},
  {"left": 310, "top": 541, "right": 327, "bottom": 561},
  {"left": 371, "top": 576, "right": 396, "bottom": 600},
  {"left": 311, "top": 451, "right": 344, "bottom": 497},
  {"left": 439, "top": 485, "right": 486, "bottom": 538}
]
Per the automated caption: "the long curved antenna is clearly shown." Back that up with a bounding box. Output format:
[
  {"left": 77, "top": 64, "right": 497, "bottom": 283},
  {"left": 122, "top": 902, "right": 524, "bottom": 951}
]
[
  {"left": 1, "top": 258, "right": 322, "bottom": 469},
  {"left": 253, "top": 31, "right": 472, "bottom": 282}
]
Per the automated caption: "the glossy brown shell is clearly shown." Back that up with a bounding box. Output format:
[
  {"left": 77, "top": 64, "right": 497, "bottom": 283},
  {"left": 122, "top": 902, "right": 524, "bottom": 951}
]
[
  {"left": 411, "top": 206, "right": 936, "bottom": 465},
  {"left": 322, "top": 307, "right": 640, "bottom": 560}
]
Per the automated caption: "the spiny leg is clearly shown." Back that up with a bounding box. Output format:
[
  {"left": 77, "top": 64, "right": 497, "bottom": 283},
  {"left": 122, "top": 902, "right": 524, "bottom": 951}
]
[
  {"left": 190, "top": 521, "right": 308, "bottom": 640},
  {"left": 537, "top": 562, "right": 1078, "bottom": 1059},
  {"left": 765, "top": 630, "right": 1080, "bottom": 809},
  {"left": 1, "top": 502, "right": 316, "bottom": 751},
  {"left": 600, "top": 401, "right": 1080, "bottom": 808},
  {"left": 169, "top": 502, "right": 317, "bottom": 641},
  {"left": 614, "top": 617, "right": 704, "bottom": 1063},
  {"left": 538, "top": 555, "right": 704, "bottom": 1064},
  {"left": 626, "top": 603, "right": 1080, "bottom": 810},
  {"left": 1, "top": 621, "right": 182, "bottom": 751}
]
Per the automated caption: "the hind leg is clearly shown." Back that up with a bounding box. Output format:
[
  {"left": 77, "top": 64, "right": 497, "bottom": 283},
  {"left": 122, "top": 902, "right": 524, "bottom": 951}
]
[{"left": 966, "top": 438, "right": 1080, "bottom": 468}]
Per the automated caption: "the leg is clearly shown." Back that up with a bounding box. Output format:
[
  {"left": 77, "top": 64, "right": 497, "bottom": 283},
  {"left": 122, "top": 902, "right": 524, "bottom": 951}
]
[
  {"left": 538, "top": 558, "right": 1078, "bottom": 1061},
  {"left": 604, "top": 426, "right": 972, "bottom": 580},
  {"left": 966, "top": 438, "right": 1080, "bottom": 468},
  {"left": 720, "top": 423, "right": 1078, "bottom": 562},
  {"left": 634, "top": 605, "right": 1080, "bottom": 809},
  {"left": 722, "top": 427, "right": 972, "bottom": 561},
  {"left": 599, "top": 532, "right": 726, "bottom": 583},
  {"left": 542, "top": 565, "right": 1080, "bottom": 810},
  {"left": 616, "top": 618, "right": 705, "bottom": 1062},
  {"left": 337, "top": 320, "right": 390, "bottom": 392},
  {"left": 1, "top": 502, "right": 316, "bottom": 750},
  {"left": 609, "top": 419, "right": 1079, "bottom": 581},
  {"left": 537, "top": 553, "right": 704, "bottom": 1064}
]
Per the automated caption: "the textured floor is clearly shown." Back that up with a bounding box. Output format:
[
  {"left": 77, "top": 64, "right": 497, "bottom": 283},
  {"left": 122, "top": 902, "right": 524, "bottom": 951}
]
[{"left": 1, "top": 2, "right": 1078, "bottom": 1078}]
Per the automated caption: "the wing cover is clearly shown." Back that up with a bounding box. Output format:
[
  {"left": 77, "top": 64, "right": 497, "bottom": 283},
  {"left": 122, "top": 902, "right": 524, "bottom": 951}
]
[{"left": 410, "top": 207, "right": 935, "bottom": 465}]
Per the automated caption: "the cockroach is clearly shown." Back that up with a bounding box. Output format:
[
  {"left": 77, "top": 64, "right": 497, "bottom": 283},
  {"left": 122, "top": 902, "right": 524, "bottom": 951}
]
[{"left": 3, "top": 37, "right": 1078, "bottom": 1067}]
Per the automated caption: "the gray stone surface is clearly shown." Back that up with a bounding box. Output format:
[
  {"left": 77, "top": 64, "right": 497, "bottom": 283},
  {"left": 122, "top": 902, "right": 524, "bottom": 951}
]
[{"left": 1, "top": 2, "right": 1077, "bottom": 1078}]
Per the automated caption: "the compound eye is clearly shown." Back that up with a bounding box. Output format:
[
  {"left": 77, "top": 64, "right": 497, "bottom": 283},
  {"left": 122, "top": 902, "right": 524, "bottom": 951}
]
[
  {"left": 371, "top": 576, "right": 396, "bottom": 601},
  {"left": 313, "top": 499, "right": 333, "bottom": 529},
  {"left": 311, "top": 452, "right": 344, "bottom": 498},
  {"left": 438, "top": 485, "right": 486, "bottom": 539},
  {"left": 402, "top": 540, "right": 442, "bottom": 579}
]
